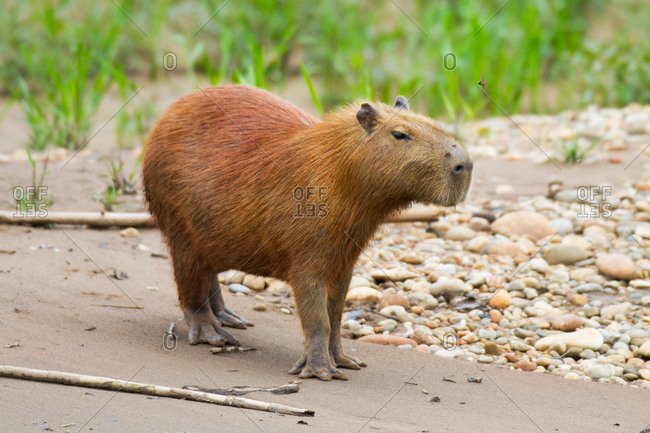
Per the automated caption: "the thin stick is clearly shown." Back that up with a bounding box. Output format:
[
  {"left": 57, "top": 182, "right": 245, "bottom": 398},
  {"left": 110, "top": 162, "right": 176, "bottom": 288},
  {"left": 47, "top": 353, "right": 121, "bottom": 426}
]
[
  {"left": 0, "top": 365, "right": 314, "bottom": 417},
  {"left": 0, "top": 206, "right": 444, "bottom": 228},
  {"left": 184, "top": 383, "right": 300, "bottom": 396}
]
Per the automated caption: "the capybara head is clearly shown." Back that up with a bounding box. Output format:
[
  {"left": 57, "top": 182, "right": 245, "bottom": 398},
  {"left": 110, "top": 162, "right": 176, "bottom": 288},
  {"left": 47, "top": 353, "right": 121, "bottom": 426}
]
[{"left": 351, "top": 96, "right": 473, "bottom": 207}]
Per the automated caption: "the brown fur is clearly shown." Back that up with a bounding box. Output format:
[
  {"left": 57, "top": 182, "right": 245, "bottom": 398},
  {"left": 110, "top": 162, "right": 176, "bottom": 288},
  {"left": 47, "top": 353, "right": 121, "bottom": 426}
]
[{"left": 142, "top": 85, "right": 472, "bottom": 380}]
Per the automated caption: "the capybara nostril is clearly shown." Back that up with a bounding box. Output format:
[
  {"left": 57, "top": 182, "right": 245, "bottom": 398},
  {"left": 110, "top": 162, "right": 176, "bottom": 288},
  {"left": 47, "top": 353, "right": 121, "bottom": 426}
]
[{"left": 454, "top": 164, "right": 464, "bottom": 173}]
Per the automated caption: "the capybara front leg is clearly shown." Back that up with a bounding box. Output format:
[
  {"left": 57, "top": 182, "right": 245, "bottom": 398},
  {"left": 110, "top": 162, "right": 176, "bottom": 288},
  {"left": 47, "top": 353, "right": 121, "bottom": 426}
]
[
  {"left": 328, "top": 275, "right": 367, "bottom": 370},
  {"left": 209, "top": 276, "right": 253, "bottom": 329},
  {"left": 288, "top": 277, "right": 347, "bottom": 381}
]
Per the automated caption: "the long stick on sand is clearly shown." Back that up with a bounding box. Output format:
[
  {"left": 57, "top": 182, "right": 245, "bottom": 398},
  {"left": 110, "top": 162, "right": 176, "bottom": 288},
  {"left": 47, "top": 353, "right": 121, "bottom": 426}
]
[
  {"left": 0, "top": 365, "right": 314, "bottom": 417},
  {"left": 0, "top": 206, "right": 445, "bottom": 228}
]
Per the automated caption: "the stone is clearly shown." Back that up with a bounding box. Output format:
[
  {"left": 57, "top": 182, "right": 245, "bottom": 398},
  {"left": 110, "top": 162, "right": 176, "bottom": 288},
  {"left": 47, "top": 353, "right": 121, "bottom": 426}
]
[
  {"left": 228, "top": 283, "right": 250, "bottom": 294},
  {"left": 346, "top": 287, "right": 383, "bottom": 302},
  {"left": 242, "top": 275, "right": 266, "bottom": 291},
  {"left": 535, "top": 328, "right": 604, "bottom": 351},
  {"left": 400, "top": 253, "right": 424, "bottom": 265},
  {"left": 637, "top": 341, "right": 650, "bottom": 358},
  {"left": 429, "top": 278, "right": 466, "bottom": 298},
  {"left": 491, "top": 211, "right": 555, "bottom": 241},
  {"left": 379, "top": 305, "right": 414, "bottom": 323},
  {"left": 371, "top": 268, "right": 419, "bottom": 281},
  {"left": 596, "top": 253, "right": 637, "bottom": 280},
  {"left": 511, "top": 340, "right": 532, "bottom": 352},
  {"left": 220, "top": 270, "right": 245, "bottom": 285},
  {"left": 467, "top": 236, "right": 489, "bottom": 252},
  {"left": 489, "top": 310, "right": 503, "bottom": 323},
  {"left": 551, "top": 315, "right": 583, "bottom": 332},
  {"left": 253, "top": 303, "right": 266, "bottom": 311},
  {"left": 514, "top": 359, "right": 537, "bottom": 371},
  {"left": 359, "top": 334, "right": 417, "bottom": 347},
  {"left": 468, "top": 217, "right": 490, "bottom": 232},
  {"left": 435, "top": 347, "right": 464, "bottom": 358},
  {"left": 444, "top": 226, "right": 477, "bottom": 241},
  {"left": 120, "top": 227, "right": 140, "bottom": 238},
  {"left": 377, "top": 292, "right": 410, "bottom": 310},
  {"left": 484, "top": 342, "right": 501, "bottom": 355},
  {"left": 481, "top": 238, "right": 526, "bottom": 258},
  {"left": 543, "top": 244, "right": 589, "bottom": 265},
  {"left": 600, "top": 302, "right": 632, "bottom": 320},
  {"left": 349, "top": 276, "right": 372, "bottom": 289},
  {"left": 550, "top": 218, "right": 574, "bottom": 235},
  {"left": 638, "top": 368, "right": 650, "bottom": 380},
  {"left": 576, "top": 283, "right": 603, "bottom": 293},
  {"left": 581, "top": 359, "right": 616, "bottom": 379},
  {"left": 488, "top": 290, "right": 511, "bottom": 309},
  {"left": 414, "top": 344, "right": 431, "bottom": 354},
  {"left": 408, "top": 292, "right": 438, "bottom": 309}
]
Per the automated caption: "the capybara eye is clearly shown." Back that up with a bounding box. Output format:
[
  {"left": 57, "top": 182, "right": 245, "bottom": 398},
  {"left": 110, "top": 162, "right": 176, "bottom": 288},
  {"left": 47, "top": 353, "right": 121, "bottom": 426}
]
[{"left": 391, "top": 131, "right": 410, "bottom": 140}]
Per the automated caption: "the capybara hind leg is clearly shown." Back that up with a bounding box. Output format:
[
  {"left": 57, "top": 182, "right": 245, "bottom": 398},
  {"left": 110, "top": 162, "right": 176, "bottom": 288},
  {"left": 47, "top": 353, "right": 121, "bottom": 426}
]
[
  {"left": 328, "top": 275, "right": 366, "bottom": 370},
  {"left": 171, "top": 243, "right": 239, "bottom": 346},
  {"left": 287, "top": 277, "right": 347, "bottom": 381},
  {"left": 209, "top": 276, "right": 253, "bottom": 329}
]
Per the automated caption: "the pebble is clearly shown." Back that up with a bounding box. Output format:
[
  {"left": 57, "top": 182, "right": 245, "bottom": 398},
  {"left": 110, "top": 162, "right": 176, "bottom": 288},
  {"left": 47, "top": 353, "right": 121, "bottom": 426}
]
[
  {"left": 429, "top": 278, "right": 466, "bottom": 298},
  {"left": 535, "top": 328, "right": 604, "bottom": 351},
  {"left": 444, "top": 226, "right": 477, "bottom": 241},
  {"left": 377, "top": 292, "right": 410, "bottom": 310},
  {"left": 491, "top": 211, "right": 555, "bottom": 241},
  {"left": 595, "top": 253, "right": 637, "bottom": 280},
  {"left": 120, "top": 227, "right": 140, "bottom": 238},
  {"left": 600, "top": 302, "right": 632, "bottom": 320},
  {"left": 253, "top": 303, "right": 266, "bottom": 311},
  {"left": 488, "top": 290, "right": 511, "bottom": 309},
  {"left": 489, "top": 309, "right": 503, "bottom": 323},
  {"left": 637, "top": 341, "right": 650, "bottom": 358},
  {"left": 242, "top": 275, "right": 266, "bottom": 291},
  {"left": 549, "top": 218, "right": 574, "bottom": 235},
  {"left": 543, "top": 244, "right": 590, "bottom": 265},
  {"left": 379, "top": 305, "right": 414, "bottom": 323},
  {"left": 359, "top": 334, "right": 417, "bottom": 347},
  {"left": 228, "top": 283, "right": 250, "bottom": 294},
  {"left": 346, "top": 287, "right": 383, "bottom": 302},
  {"left": 514, "top": 359, "right": 537, "bottom": 371},
  {"left": 581, "top": 360, "right": 616, "bottom": 379},
  {"left": 349, "top": 276, "right": 372, "bottom": 289},
  {"left": 551, "top": 315, "right": 583, "bottom": 332},
  {"left": 370, "top": 268, "right": 419, "bottom": 281},
  {"left": 400, "top": 254, "right": 424, "bottom": 264}
]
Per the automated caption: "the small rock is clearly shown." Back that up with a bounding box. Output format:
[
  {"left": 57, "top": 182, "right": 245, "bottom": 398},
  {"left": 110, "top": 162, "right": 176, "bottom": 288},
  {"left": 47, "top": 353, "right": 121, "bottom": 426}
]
[
  {"left": 220, "top": 270, "right": 245, "bottom": 285},
  {"left": 489, "top": 310, "right": 503, "bottom": 323},
  {"left": 482, "top": 238, "right": 526, "bottom": 258},
  {"left": 444, "top": 226, "right": 476, "bottom": 241},
  {"left": 120, "top": 227, "right": 140, "bottom": 238},
  {"left": 549, "top": 218, "right": 574, "bottom": 235},
  {"left": 535, "top": 328, "right": 603, "bottom": 351},
  {"left": 253, "top": 303, "right": 266, "bottom": 311},
  {"left": 581, "top": 359, "right": 616, "bottom": 379},
  {"left": 228, "top": 284, "right": 250, "bottom": 294},
  {"left": 371, "top": 268, "right": 419, "bottom": 281},
  {"left": 430, "top": 278, "right": 466, "bottom": 298},
  {"left": 551, "top": 315, "right": 582, "bottom": 332},
  {"left": 468, "top": 217, "right": 490, "bottom": 232},
  {"left": 242, "top": 275, "right": 266, "bottom": 291},
  {"left": 488, "top": 290, "right": 511, "bottom": 309},
  {"left": 467, "top": 236, "right": 489, "bottom": 253},
  {"left": 359, "top": 334, "right": 417, "bottom": 347},
  {"left": 400, "top": 254, "right": 424, "bottom": 265},
  {"left": 637, "top": 341, "right": 650, "bottom": 358},
  {"left": 638, "top": 368, "right": 650, "bottom": 380},
  {"left": 484, "top": 342, "right": 501, "bottom": 355},
  {"left": 600, "top": 302, "right": 632, "bottom": 320},
  {"left": 379, "top": 305, "right": 414, "bottom": 323},
  {"left": 414, "top": 344, "right": 431, "bottom": 354},
  {"left": 491, "top": 211, "right": 555, "bottom": 241},
  {"left": 377, "top": 292, "right": 410, "bottom": 310},
  {"left": 435, "top": 347, "right": 464, "bottom": 358},
  {"left": 514, "top": 359, "right": 537, "bottom": 371},
  {"left": 346, "top": 287, "right": 383, "bottom": 302},
  {"left": 596, "top": 253, "right": 637, "bottom": 280},
  {"left": 349, "top": 276, "right": 371, "bottom": 289},
  {"left": 408, "top": 292, "right": 438, "bottom": 309},
  {"left": 543, "top": 244, "right": 589, "bottom": 265}
]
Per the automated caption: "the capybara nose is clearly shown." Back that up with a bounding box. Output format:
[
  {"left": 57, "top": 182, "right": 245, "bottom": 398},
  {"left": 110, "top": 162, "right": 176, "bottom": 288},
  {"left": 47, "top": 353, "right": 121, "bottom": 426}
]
[{"left": 453, "top": 160, "right": 473, "bottom": 175}]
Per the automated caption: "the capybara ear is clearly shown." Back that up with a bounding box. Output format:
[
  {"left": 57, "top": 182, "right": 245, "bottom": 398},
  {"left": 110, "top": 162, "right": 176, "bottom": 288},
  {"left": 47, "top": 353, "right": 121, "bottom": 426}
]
[
  {"left": 394, "top": 96, "right": 409, "bottom": 111},
  {"left": 357, "top": 103, "right": 380, "bottom": 134}
]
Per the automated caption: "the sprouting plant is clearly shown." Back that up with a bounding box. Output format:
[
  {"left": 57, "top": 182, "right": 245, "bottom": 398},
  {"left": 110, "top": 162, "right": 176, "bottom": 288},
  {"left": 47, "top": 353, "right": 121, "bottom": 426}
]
[
  {"left": 97, "top": 153, "right": 143, "bottom": 211},
  {"left": 560, "top": 138, "right": 598, "bottom": 164},
  {"left": 9, "top": 148, "right": 52, "bottom": 214}
]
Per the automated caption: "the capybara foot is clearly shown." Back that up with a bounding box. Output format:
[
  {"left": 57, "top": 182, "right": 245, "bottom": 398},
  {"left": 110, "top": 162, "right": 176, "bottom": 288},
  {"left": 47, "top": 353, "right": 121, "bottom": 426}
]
[
  {"left": 186, "top": 309, "right": 240, "bottom": 346},
  {"left": 333, "top": 353, "right": 367, "bottom": 370},
  {"left": 288, "top": 353, "right": 348, "bottom": 381},
  {"left": 215, "top": 307, "right": 253, "bottom": 329}
]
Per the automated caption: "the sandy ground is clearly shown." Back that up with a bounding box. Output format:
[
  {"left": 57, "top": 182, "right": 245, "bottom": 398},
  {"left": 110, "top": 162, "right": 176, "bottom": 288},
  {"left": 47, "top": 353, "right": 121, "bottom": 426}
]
[{"left": 2, "top": 85, "right": 650, "bottom": 432}]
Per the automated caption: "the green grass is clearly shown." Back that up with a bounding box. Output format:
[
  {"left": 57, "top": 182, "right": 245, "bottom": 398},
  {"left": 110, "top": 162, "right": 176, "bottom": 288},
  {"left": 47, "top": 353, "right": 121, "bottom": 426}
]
[{"left": 2, "top": 0, "right": 650, "bottom": 151}]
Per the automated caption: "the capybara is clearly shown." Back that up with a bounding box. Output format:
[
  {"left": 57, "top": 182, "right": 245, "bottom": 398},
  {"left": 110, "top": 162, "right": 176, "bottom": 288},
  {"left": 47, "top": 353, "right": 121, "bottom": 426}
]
[{"left": 142, "top": 85, "right": 472, "bottom": 381}]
